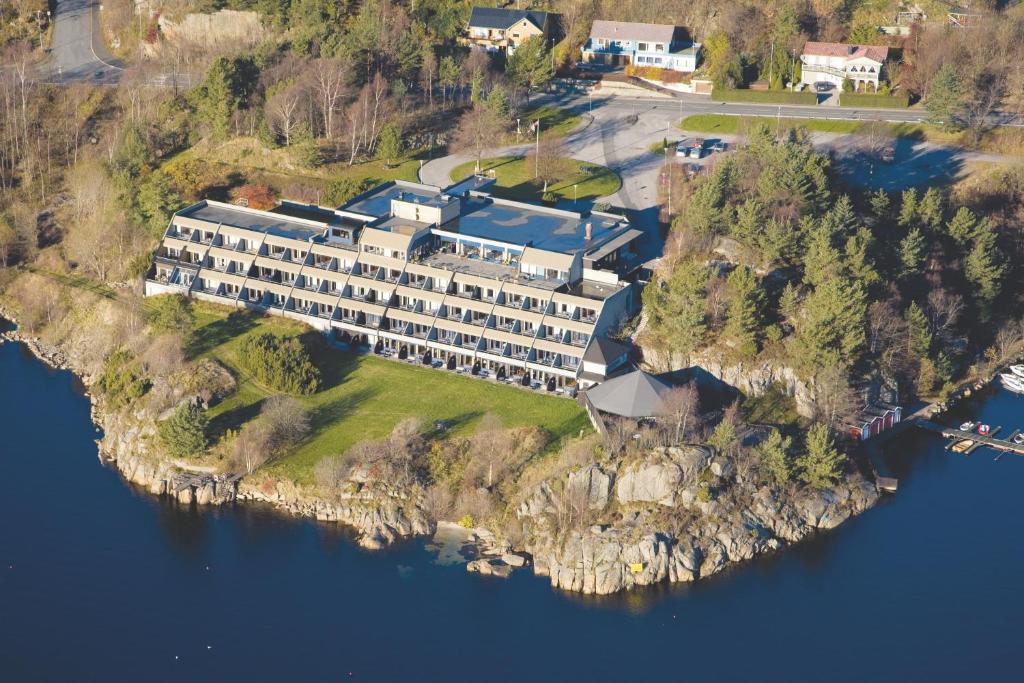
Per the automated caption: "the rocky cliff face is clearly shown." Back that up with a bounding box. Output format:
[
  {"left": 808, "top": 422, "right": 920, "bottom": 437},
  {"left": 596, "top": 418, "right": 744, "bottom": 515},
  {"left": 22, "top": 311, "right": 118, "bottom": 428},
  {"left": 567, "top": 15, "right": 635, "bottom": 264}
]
[
  {"left": 515, "top": 446, "right": 878, "bottom": 595},
  {"left": 645, "top": 348, "right": 817, "bottom": 417}
]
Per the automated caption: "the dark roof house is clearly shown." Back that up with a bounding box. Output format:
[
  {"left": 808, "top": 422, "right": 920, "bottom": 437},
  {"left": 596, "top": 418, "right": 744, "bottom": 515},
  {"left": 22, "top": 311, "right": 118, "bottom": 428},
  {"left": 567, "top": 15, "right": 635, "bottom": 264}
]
[
  {"left": 585, "top": 369, "right": 673, "bottom": 418},
  {"left": 468, "top": 7, "right": 549, "bottom": 32}
]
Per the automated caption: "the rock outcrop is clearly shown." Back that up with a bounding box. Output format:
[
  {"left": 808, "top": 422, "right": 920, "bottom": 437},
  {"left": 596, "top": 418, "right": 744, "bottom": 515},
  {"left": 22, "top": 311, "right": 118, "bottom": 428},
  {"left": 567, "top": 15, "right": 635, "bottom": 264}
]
[{"left": 516, "top": 445, "right": 879, "bottom": 595}]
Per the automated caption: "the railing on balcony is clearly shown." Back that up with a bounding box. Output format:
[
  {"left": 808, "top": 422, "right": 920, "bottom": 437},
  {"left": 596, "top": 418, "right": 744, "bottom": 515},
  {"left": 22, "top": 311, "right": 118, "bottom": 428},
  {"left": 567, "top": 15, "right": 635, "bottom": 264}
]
[
  {"left": 469, "top": 316, "right": 489, "bottom": 327},
  {"left": 498, "top": 320, "right": 516, "bottom": 331},
  {"left": 570, "top": 336, "right": 590, "bottom": 348}
]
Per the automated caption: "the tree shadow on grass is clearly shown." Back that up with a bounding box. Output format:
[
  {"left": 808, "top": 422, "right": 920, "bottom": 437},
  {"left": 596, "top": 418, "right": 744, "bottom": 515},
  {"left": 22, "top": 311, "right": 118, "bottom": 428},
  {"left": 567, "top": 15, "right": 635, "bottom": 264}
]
[
  {"left": 186, "top": 310, "right": 260, "bottom": 359},
  {"left": 308, "top": 387, "right": 378, "bottom": 434},
  {"left": 207, "top": 398, "right": 267, "bottom": 441},
  {"left": 300, "top": 331, "right": 361, "bottom": 389}
]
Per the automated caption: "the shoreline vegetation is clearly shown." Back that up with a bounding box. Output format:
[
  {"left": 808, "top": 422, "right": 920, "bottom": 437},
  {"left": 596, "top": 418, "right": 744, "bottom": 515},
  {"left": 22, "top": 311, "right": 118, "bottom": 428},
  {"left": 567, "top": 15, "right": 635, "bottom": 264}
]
[{"left": 0, "top": 300, "right": 883, "bottom": 594}]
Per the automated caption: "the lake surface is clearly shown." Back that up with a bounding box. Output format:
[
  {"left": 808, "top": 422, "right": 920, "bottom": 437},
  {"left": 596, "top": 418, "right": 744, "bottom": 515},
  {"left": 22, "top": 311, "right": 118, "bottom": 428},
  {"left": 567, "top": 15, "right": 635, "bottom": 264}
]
[{"left": 2, "top": 338, "right": 1023, "bottom": 682}]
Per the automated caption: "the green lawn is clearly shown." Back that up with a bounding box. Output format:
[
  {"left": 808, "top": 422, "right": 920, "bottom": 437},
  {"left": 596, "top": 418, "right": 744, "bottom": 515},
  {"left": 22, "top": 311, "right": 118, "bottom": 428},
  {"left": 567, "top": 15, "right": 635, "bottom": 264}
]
[
  {"left": 521, "top": 105, "right": 583, "bottom": 138},
  {"left": 449, "top": 156, "right": 620, "bottom": 203},
  {"left": 681, "top": 114, "right": 865, "bottom": 136},
  {"left": 189, "top": 303, "right": 591, "bottom": 484}
]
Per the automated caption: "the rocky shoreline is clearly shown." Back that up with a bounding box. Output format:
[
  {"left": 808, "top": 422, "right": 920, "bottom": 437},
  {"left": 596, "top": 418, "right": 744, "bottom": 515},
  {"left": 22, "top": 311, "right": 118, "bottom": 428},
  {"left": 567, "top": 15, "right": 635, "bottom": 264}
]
[{"left": 1, "top": 310, "right": 883, "bottom": 596}]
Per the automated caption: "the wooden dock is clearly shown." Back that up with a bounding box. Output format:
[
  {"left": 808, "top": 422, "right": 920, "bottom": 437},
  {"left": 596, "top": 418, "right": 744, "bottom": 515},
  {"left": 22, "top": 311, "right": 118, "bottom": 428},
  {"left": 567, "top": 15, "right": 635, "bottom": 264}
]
[{"left": 917, "top": 420, "right": 1024, "bottom": 456}]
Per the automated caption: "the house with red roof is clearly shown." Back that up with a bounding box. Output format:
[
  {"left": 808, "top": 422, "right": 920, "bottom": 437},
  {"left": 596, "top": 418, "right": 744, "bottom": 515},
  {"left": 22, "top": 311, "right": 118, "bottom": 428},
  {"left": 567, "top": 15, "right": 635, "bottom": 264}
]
[{"left": 799, "top": 41, "right": 889, "bottom": 91}]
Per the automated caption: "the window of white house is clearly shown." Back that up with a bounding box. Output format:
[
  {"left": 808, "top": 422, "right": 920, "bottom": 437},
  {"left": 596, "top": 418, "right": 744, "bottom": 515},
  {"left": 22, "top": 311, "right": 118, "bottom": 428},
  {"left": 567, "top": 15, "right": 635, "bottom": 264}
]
[
  {"left": 638, "top": 42, "right": 648, "bottom": 51},
  {"left": 655, "top": 44, "right": 664, "bottom": 51}
]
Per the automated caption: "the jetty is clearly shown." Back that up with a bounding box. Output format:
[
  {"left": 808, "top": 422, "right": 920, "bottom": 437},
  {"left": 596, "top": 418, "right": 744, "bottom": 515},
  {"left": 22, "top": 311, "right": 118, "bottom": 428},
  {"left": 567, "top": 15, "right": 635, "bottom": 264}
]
[{"left": 916, "top": 421, "right": 1024, "bottom": 456}]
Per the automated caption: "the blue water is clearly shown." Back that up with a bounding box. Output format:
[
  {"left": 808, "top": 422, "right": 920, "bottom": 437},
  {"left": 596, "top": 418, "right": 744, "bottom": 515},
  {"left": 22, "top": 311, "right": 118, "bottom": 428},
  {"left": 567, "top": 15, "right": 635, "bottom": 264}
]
[{"left": 2, "top": 338, "right": 1023, "bottom": 682}]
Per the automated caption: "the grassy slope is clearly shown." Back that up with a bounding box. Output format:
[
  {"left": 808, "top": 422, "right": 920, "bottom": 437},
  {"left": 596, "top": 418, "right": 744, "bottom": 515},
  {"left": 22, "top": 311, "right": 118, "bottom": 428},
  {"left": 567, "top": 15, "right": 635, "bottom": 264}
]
[
  {"left": 189, "top": 303, "right": 590, "bottom": 484},
  {"left": 521, "top": 105, "right": 583, "bottom": 138},
  {"left": 678, "top": 114, "right": 1023, "bottom": 151},
  {"left": 163, "top": 137, "right": 423, "bottom": 198},
  {"left": 449, "top": 156, "right": 620, "bottom": 203}
]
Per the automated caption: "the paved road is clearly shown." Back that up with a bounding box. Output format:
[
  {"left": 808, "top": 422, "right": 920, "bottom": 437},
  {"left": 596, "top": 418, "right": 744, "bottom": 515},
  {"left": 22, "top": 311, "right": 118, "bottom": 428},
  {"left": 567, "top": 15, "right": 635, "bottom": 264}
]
[
  {"left": 422, "top": 88, "right": 1021, "bottom": 265},
  {"left": 45, "top": 0, "right": 123, "bottom": 84}
]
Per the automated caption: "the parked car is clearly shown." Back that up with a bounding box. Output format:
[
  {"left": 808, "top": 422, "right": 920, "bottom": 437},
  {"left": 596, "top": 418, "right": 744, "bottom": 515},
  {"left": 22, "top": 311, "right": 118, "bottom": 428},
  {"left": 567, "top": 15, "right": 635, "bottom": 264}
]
[
  {"left": 814, "top": 81, "right": 835, "bottom": 93},
  {"left": 675, "top": 139, "right": 690, "bottom": 154},
  {"left": 687, "top": 138, "right": 705, "bottom": 159},
  {"left": 710, "top": 141, "right": 728, "bottom": 153}
]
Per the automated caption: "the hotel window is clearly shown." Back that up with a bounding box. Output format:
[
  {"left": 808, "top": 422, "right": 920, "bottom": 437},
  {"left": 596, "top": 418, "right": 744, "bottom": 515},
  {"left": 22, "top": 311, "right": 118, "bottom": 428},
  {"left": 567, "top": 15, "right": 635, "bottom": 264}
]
[
  {"left": 655, "top": 44, "right": 663, "bottom": 51},
  {"left": 638, "top": 42, "right": 647, "bottom": 51}
]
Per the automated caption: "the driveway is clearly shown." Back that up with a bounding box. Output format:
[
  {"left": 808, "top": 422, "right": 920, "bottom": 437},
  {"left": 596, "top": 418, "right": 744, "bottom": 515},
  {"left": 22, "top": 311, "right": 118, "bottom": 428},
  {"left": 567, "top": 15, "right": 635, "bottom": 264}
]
[{"left": 45, "top": 0, "right": 123, "bottom": 84}]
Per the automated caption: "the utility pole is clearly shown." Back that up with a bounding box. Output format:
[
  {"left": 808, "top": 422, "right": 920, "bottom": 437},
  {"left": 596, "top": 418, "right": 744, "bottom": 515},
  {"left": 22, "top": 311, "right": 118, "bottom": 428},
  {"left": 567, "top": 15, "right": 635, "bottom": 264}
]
[
  {"left": 534, "top": 120, "right": 540, "bottom": 179},
  {"left": 768, "top": 41, "right": 775, "bottom": 87}
]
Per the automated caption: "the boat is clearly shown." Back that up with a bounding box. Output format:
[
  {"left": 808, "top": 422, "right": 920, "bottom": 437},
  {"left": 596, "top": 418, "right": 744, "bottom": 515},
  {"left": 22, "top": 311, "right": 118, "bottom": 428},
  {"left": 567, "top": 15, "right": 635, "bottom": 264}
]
[
  {"left": 960, "top": 421, "right": 977, "bottom": 432},
  {"left": 1000, "top": 376, "right": 1024, "bottom": 394},
  {"left": 1009, "top": 364, "right": 1024, "bottom": 379},
  {"left": 951, "top": 439, "right": 974, "bottom": 453},
  {"left": 1014, "top": 433, "right": 1024, "bottom": 445},
  {"left": 999, "top": 373, "right": 1023, "bottom": 385},
  {"left": 978, "top": 424, "right": 991, "bottom": 436}
]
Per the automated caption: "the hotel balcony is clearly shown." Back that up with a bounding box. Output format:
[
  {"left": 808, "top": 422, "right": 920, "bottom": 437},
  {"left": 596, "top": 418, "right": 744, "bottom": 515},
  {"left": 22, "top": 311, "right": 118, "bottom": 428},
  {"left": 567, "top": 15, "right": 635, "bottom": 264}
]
[
  {"left": 297, "top": 279, "right": 323, "bottom": 293},
  {"left": 468, "top": 315, "right": 490, "bottom": 327},
  {"left": 311, "top": 258, "right": 338, "bottom": 271},
  {"left": 318, "top": 307, "right": 337, "bottom": 320}
]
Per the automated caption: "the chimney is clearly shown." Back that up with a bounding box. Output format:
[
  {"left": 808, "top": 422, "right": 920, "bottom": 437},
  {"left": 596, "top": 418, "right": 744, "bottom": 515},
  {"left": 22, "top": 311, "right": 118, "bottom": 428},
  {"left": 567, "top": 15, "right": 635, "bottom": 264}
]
[{"left": 585, "top": 223, "right": 593, "bottom": 241}]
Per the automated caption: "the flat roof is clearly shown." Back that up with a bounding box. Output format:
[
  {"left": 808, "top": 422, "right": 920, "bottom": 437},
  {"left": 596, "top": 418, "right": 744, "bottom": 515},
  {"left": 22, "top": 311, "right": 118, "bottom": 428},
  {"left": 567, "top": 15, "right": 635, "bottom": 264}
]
[
  {"left": 180, "top": 201, "right": 325, "bottom": 241},
  {"left": 422, "top": 252, "right": 563, "bottom": 290},
  {"left": 342, "top": 181, "right": 450, "bottom": 217},
  {"left": 453, "top": 196, "right": 623, "bottom": 253}
]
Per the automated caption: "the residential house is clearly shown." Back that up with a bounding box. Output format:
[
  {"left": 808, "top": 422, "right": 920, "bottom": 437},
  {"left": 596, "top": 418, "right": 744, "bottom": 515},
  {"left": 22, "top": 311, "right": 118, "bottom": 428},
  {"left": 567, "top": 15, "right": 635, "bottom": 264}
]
[
  {"left": 146, "top": 178, "right": 644, "bottom": 392},
  {"left": 582, "top": 20, "right": 701, "bottom": 73},
  {"left": 799, "top": 41, "right": 889, "bottom": 91},
  {"left": 462, "top": 7, "right": 551, "bottom": 55}
]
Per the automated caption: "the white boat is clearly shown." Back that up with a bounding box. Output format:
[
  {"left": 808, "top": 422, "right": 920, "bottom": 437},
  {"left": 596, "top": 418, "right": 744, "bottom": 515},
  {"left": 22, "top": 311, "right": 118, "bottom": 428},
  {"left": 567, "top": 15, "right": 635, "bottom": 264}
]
[
  {"left": 1010, "top": 364, "right": 1024, "bottom": 379},
  {"left": 1000, "top": 376, "right": 1024, "bottom": 394},
  {"left": 1014, "top": 433, "right": 1024, "bottom": 445},
  {"left": 999, "top": 373, "right": 1024, "bottom": 386},
  {"left": 960, "top": 421, "right": 977, "bottom": 431}
]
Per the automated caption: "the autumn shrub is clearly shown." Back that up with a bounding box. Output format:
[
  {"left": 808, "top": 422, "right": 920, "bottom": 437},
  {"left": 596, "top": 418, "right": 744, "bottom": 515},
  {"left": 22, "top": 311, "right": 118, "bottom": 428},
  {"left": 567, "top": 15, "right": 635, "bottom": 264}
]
[{"left": 230, "top": 183, "right": 277, "bottom": 210}]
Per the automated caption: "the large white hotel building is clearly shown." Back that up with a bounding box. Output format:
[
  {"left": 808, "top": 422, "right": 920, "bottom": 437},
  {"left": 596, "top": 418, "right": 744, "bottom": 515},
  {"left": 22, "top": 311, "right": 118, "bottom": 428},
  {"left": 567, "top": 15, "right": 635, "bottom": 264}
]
[{"left": 146, "top": 178, "right": 643, "bottom": 390}]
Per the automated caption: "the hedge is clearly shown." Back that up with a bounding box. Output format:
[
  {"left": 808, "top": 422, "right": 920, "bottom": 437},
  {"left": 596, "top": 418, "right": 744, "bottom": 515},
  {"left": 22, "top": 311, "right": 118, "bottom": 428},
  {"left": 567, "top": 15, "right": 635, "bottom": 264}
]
[
  {"left": 839, "top": 92, "right": 911, "bottom": 109},
  {"left": 711, "top": 88, "right": 818, "bottom": 105}
]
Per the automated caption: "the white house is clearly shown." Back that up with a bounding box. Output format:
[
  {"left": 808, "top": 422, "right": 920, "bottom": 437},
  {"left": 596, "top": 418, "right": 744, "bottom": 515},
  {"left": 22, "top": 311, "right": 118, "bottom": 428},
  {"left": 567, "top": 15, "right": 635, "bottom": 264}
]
[{"left": 799, "top": 41, "right": 889, "bottom": 90}]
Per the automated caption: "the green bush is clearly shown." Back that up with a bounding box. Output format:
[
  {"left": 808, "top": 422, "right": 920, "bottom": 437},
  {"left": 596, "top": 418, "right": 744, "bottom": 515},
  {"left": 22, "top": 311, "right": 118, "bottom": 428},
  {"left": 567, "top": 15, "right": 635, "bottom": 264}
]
[
  {"left": 159, "top": 401, "right": 210, "bottom": 459},
  {"left": 712, "top": 88, "right": 818, "bottom": 105},
  {"left": 146, "top": 294, "right": 195, "bottom": 334},
  {"left": 839, "top": 92, "right": 911, "bottom": 109},
  {"left": 96, "top": 349, "right": 149, "bottom": 408},
  {"left": 239, "top": 332, "right": 321, "bottom": 395}
]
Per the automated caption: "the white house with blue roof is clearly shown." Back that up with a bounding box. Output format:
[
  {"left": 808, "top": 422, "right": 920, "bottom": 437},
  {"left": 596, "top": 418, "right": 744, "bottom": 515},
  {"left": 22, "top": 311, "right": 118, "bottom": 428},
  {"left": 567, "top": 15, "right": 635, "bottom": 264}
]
[{"left": 582, "top": 20, "right": 701, "bottom": 73}]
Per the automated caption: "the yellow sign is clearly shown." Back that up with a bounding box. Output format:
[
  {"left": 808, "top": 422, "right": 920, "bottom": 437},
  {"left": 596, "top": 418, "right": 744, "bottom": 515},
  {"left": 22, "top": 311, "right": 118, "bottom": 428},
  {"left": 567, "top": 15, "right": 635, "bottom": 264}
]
[{"left": 629, "top": 562, "right": 644, "bottom": 574}]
